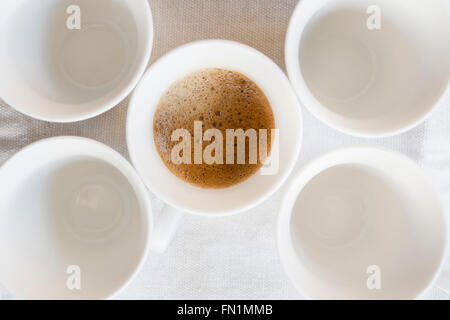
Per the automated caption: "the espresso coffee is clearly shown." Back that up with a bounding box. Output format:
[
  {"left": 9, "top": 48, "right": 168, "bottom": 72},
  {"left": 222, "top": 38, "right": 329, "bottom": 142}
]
[{"left": 153, "top": 68, "right": 275, "bottom": 189}]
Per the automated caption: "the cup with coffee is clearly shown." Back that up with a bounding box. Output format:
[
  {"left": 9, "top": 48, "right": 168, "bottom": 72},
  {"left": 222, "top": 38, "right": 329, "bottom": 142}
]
[{"left": 127, "top": 40, "right": 303, "bottom": 252}]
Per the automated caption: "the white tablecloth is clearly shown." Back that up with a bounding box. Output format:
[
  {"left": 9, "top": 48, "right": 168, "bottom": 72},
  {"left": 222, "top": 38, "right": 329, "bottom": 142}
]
[{"left": 1, "top": 0, "right": 449, "bottom": 300}]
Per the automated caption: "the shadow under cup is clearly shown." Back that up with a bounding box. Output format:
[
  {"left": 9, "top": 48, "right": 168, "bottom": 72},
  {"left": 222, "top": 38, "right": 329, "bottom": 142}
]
[
  {"left": 0, "top": 0, "right": 152, "bottom": 122},
  {"left": 287, "top": 0, "right": 450, "bottom": 136},
  {"left": 280, "top": 148, "right": 447, "bottom": 299},
  {"left": 0, "top": 139, "right": 150, "bottom": 299}
]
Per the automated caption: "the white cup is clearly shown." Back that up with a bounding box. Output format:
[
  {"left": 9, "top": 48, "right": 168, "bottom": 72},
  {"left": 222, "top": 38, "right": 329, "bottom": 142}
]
[
  {"left": 278, "top": 147, "right": 450, "bottom": 299},
  {"left": 0, "top": 137, "right": 174, "bottom": 299},
  {"left": 285, "top": 0, "right": 450, "bottom": 137},
  {"left": 0, "top": 0, "right": 153, "bottom": 122},
  {"left": 127, "top": 40, "right": 303, "bottom": 252}
]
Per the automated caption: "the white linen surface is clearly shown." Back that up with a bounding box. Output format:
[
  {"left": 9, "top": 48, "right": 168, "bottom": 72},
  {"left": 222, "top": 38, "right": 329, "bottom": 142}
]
[{"left": 0, "top": 0, "right": 449, "bottom": 300}]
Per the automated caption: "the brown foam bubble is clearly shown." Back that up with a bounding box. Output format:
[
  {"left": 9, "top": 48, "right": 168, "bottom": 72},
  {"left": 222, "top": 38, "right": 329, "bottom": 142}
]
[{"left": 153, "top": 68, "right": 275, "bottom": 189}]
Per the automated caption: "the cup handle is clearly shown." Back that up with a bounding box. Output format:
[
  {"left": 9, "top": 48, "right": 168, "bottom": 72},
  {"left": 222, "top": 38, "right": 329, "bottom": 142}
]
[
  {"left": 148, "top": 204, "right": 183, "bottom": 253},
  {"left": 436, "top": 270, "right": 450, "bottom": 294}
]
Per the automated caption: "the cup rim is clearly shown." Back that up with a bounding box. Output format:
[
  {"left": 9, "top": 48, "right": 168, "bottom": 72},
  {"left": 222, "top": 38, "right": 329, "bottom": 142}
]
[
  {"left": 127, "top": 39, "right": 303, "bottom": 217},
  {"left": 285, "top": 0, "right": 450, "bottom": 138},
  {"left": 0, "top": 136, "right": 153, "bottom": 299},
  {"left": 0, "top": 0, "right": 154, "bottom": 123},
  {"left": 277, "top": 146, "right": 449, "bottom": 299}
]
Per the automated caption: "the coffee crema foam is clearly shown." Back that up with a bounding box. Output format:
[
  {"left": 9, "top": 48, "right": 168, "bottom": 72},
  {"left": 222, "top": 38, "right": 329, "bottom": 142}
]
[{"left": 153, "top": 68, "right": 275, "bottom": 189}]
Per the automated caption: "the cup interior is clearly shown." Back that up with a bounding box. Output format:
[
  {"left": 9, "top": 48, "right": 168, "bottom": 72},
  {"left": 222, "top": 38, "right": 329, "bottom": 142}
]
[
  {"left": 286, "top": 0, "right": 450, "bottom": 136},
  {"left": 127, "top": 40, "right": 302, "bottom": 215},
  {"left": 0, "top": 0, "right": 152, "bottom": 122},
  {"left": 0, "top": 138, "right": 150, "bottom": 299},
  {"left": 279, "top": 148, "right": 447, "bottom": 299}
]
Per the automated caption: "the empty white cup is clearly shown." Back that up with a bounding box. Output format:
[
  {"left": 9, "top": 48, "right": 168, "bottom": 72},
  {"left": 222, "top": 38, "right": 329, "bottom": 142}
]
[
  {"left": 0, "top": 0, "right": 153, "bottom": 122},
  {"left": 127, "top": 40, "right": 303, "bottom": 252},
  {"left": 0, "top": 137, "right": 173, "bottom": 299},
  {"left": 286, "top": 0, "right": 450, "bottom": 137},
  {"left": 278, "top": 147, "right": 450, "bottom": 299}
]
